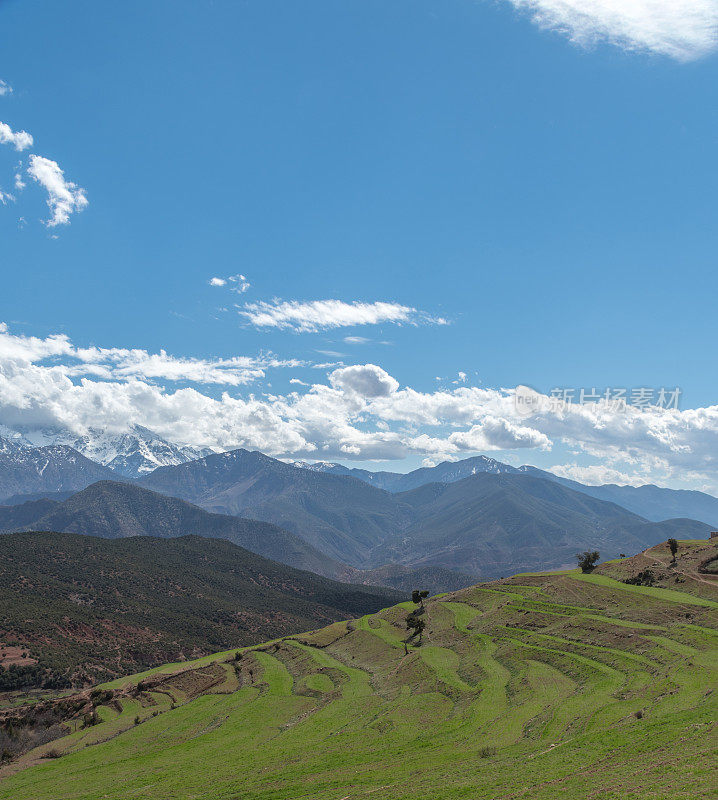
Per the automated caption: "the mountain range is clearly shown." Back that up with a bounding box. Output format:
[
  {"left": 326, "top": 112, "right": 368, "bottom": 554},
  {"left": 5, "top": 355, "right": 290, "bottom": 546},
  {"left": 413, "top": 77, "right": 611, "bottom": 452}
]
[
  {"left": 0, "top": 424, "right": 211, "bottom": 479},
  {"left": 1, "top": 426, "right": 715, "bottom": 586},
  {"left": 298, "top": 455, "right": 718, "bottom": 527},
  {"left": 137, "top": 449, "right": 710, "bottom": 577},
  {"left": 3, "top": 426, "right": 717, "bottom": 528}
]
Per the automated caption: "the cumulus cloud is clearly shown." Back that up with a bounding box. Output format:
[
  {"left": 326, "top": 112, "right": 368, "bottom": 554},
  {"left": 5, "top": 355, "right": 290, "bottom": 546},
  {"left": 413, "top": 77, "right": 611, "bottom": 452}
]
[
  {"left": 26, "top": 155, "right": 88, "bottom": 227},
  {"left": 209, "top": 277, "right": 227, "bottom": 287},
  {"left": 3, "top": 323, "right": 718, "bottom": 492},
  {"left": 238, "top": 299, "right": 445, "bottom": 333},
  {"left": 448, "top": 416, "right": 551, "bottom": 451},
  {"left": 329, "top": 364, "right": 400, "bottom": 398},
  {"left": 0, "top": 122, "right": 33, "bottom": 151},
  {"left": 505, "top": 0, "right": 718, "bottom": 61}
]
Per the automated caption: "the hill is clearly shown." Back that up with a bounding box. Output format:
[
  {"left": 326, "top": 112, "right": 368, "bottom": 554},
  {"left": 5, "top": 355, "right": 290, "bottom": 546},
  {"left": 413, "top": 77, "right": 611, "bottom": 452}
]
[
  {"left": 139, "top": 449, "right": 413, "bottom": 565},
  {"left": 0, "top": 442, "right": 116, "bottom": 503},
  {"left": 379, "top": 473, "right": 712, "bottom": 576},
  {"left": 3, "top": 480, "right": 343, "bottom": 578},
  {"left": 0, "top": 531, "right": 401, "bottom": 689},
  {"left": 0, "top": 538, "right": 715, "bottom": 799}
]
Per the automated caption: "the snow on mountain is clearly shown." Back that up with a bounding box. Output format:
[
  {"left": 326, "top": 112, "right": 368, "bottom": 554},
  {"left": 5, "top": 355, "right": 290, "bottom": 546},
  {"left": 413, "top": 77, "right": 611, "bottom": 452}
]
[{"left": 0, "top": 425, "right": 214, "bottom": 479}]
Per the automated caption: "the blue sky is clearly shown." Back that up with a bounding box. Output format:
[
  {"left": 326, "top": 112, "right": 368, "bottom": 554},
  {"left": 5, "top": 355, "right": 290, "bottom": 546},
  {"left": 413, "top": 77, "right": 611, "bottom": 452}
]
[{"left": 1, "top": 0, "right": 718, "bottom": 490}]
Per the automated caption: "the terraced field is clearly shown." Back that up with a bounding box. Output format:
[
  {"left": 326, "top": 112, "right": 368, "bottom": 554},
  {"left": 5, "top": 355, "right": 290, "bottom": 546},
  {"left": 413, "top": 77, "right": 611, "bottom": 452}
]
[{"left": 1, "top": 540, "right": 716, "bottom": 800}]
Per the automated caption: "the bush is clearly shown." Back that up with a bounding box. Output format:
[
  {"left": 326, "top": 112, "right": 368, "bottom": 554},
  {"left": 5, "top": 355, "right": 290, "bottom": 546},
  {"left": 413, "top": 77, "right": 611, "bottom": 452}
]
[
  {"left": 479, "top": 745, "right": 497, "bottom": 758},
  {"left": 41, "top": 748, "right": 63, "bottom": 759},
  {"left": 577, "top": 550, "right": 600, "bottom": 573},
  {"left": 624, "top": 570, "right": 655, "bottom": 587}
]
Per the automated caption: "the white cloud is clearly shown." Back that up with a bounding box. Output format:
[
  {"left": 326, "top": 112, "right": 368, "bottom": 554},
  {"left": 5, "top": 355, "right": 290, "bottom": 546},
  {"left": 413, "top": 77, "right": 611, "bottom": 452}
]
[
  {"left": 14, "top": 170, "right": 25, "bottom": 191},
  {"left": 329, "top": 364, "right": 400, "bottom": 398},
  {"left": 27, "top": 155, "right": 88, "bottom": 226},
  {"left": 0, "top": 81, "right": 12, "bottom": 97},
  {"left": 0, "top": 188, "right": 14, "bottom": 205},
  {"left": 547, "top": 463, "right": 648, "bottom": 486},
  {"left": 210, "top": 274, "right": 250, "bottom": 292},
  {"left": 229, "top": 274, "right": 250, "bottom": 293},
  {"left": 505, "top": 0, "right": 718, "bottom": 61},
  {"left": 448, "top": 416, "right": 551, "bottom": 451},
  {"left": 0, "top": 323, "right": 303, "bottom": 387},
  {"left": 344, "top": 336, "right": 371, "bottom": 344},
  {"left": 3, "top": 323, "right": 718, "bottom": 492},
  {"left": 239, "top": 299, "right": 444, "bottom": 333},
  {"left": 0, "top": 122, "right": 33, "bottom": 151}
]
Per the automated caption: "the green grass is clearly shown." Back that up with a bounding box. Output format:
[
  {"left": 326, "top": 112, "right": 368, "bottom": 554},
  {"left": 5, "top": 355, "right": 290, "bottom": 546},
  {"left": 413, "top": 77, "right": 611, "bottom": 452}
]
[{"left": 1, "top": 544, "right": 716, "bottom": 800}]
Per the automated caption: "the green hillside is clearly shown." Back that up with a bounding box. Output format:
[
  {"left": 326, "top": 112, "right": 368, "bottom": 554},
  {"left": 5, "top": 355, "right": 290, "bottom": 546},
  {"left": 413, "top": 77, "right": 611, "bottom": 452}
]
[
  {"left": 0, "top": 532, "right": 400, "bottom": 688},
  {"left": 1, "top": 539, "right": 716, "bottom": 800}
]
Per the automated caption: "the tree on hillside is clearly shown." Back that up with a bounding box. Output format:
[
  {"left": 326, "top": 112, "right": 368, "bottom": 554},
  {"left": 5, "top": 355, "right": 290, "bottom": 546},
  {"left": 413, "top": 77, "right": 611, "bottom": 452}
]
[
  {"left": 667, "top": 538, "right": 678, "bottom": 562},
  {"left": 577, "top": 550, "right": 600, "bottom": 573},
  {"left": 412, "top": 589, "right": 429, "bottom": 608}
]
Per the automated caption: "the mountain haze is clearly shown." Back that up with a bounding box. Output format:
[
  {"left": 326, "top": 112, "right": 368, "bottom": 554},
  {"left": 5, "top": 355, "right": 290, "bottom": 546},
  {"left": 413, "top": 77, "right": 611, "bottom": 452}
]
[{"left": 4, "top": 481, "right": 344, "bottom": 579}]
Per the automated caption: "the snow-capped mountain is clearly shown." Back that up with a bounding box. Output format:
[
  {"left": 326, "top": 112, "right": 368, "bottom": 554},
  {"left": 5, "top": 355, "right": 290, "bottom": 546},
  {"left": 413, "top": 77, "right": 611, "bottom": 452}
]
[
  {"left": 0, "top": 425, "right": 214, "bottom": 480},
  {"left": 293, "top": 454, "right": 519, "bottom": 492},
  {"left": 0, "top": 442, "right": 117, "bottom": 503}
]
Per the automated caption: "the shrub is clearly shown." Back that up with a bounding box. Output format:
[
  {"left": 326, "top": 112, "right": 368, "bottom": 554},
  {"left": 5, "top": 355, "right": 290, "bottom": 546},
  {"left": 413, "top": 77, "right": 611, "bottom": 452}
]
[
  {"left": 624, "top": 570, "right": 655, "bottom": 587},
  {"left": 577, "top": 551, "right": 600, "bottom": 573},
  {"left": 479, "top": 745, "right": 497, "bottom": 758}
]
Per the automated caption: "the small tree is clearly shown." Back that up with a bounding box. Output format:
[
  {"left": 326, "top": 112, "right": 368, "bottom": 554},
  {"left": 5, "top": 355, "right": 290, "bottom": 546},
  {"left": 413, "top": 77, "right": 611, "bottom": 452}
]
[
  {"left": 577, "top": 550, "right": 600, "bottom": 573},
  {"left": 411, "top": 589, "right": 429, "bottom": 608},
  {"left": 667, "top": 538, "right": 678, "bottom": 561}
]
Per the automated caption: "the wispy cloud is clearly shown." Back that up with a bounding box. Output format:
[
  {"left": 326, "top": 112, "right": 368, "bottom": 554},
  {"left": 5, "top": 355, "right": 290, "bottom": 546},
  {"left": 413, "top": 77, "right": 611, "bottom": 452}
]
[
  {"left": 26, "top": 155, "right": 88, "bottom": 227},
  {"left": 0, "top": 121, "right": 33, "bottom": 151},
  {"left": 0, "top": 80, "right": 12, "bottom": 97},
  {"left": 210, "top": 274, "right": 251, "bottom": 292},
  {"left": 506, "top": 0, "right": 718, "bottom": 60},
  {"left": 0, "top": 322, "right": 303, "bottom": 386},
  {"left": 239, "top": 299, "right": 447, "bottom": 333}
]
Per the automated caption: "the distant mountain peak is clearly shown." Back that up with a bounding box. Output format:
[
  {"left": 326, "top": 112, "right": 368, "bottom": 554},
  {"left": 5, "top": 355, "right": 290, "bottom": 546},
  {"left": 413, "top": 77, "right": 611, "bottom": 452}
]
[{"left": 0, "top": 424, "right": 213, "bottom": 479}]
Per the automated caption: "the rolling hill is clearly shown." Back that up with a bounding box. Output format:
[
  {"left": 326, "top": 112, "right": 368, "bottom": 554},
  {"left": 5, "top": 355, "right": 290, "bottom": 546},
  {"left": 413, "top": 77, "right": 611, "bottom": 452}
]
[
  {"left": 0, "top": 481, "right": 343, "bottom": 579},
  {"left": 0, "top": 531, "right": 401, "bottom": 688},
  {"left": 1, "top": 538, "right": 715, "bottom": 799}
]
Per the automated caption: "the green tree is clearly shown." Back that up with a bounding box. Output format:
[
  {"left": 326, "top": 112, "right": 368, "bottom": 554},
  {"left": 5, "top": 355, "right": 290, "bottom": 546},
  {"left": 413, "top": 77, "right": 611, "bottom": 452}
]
[
  {"left": 667, "top": 538, "right": 678, "bottom": 561},
  {"left": 577, "top": 550, "right": 600, "bottom": 573},
  {"left": 411, "top": 589, "right": 429, "bottom": 608}
]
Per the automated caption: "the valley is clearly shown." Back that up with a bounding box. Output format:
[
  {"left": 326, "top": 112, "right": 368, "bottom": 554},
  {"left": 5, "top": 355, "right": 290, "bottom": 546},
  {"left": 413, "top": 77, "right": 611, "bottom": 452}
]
[{"left": 0, "top": 540, "right": 715, "bottom": 799}]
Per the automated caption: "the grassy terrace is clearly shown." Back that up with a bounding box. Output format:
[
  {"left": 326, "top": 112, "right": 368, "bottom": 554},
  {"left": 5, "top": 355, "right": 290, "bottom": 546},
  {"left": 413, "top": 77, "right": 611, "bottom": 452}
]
[{"left": 0, "top": 540, "right": 716, "bottom": 799}]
